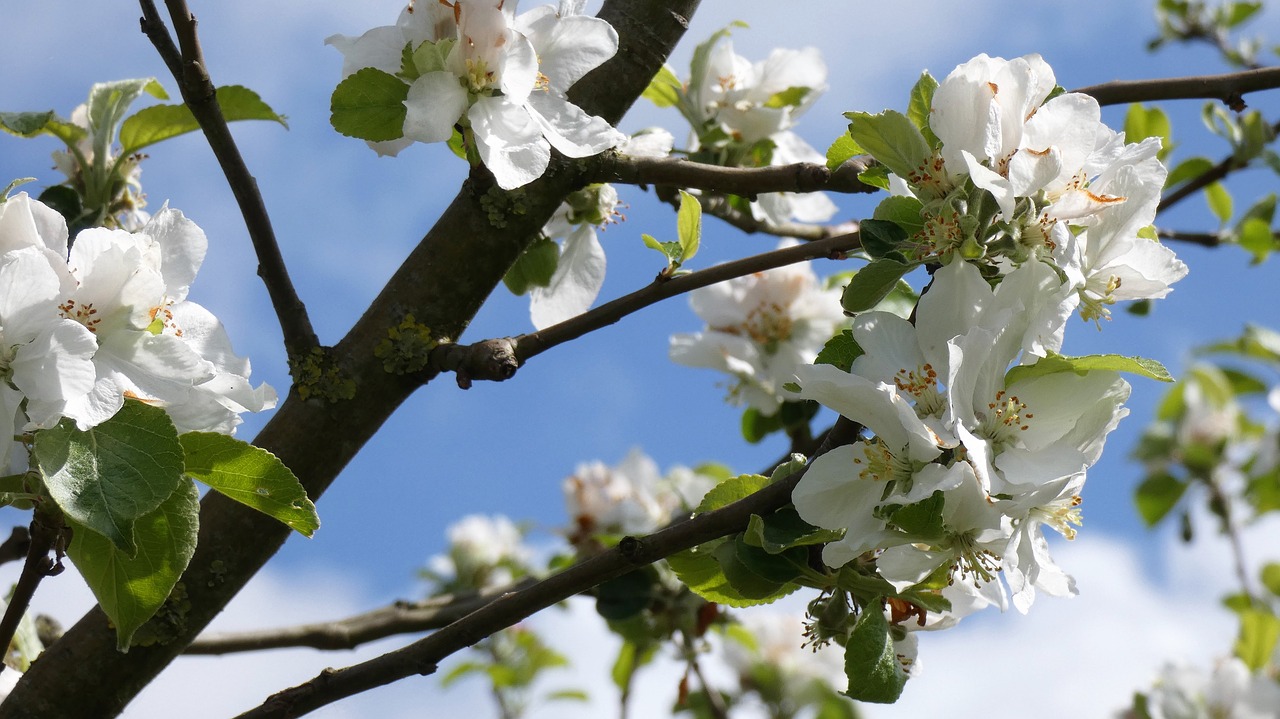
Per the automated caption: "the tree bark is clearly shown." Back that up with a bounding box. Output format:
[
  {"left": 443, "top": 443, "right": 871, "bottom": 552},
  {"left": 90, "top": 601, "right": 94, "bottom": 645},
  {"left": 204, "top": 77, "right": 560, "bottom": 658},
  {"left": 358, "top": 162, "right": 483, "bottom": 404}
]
[{"left": 1, "top": 2, "right": 700, "bottom": 716}]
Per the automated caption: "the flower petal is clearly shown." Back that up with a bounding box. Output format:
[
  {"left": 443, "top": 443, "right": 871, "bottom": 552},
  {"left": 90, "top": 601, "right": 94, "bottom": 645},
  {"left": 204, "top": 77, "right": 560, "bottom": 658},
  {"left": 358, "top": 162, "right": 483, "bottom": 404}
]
[{"left": 469, "top": 97, "right": 550, "bottom": 189}]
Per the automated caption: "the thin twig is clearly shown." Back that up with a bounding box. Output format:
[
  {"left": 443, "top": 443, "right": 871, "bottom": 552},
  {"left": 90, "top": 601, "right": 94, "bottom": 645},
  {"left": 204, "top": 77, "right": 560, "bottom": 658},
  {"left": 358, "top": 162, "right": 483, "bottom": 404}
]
[
  {"left": 1205, "top": 473, "right": 1257, "bottom": 600},
  {"left": 234, "top": 418, "right": 863, "bottom": 719},
  {"left": 185, "top": 579, "right": 536, "bottom": 655},
  {"left": 696, "top": 194, "right": 857, "bottom": 241},
  {"left": 139, "top": 0, "right": 318, "bottom": 359},
  {"left": 595, "top": 154, "right": 878, "bottom": 197},
  {"left": 0, "top": 508, "right": 63, "bottom": 675},
  {"left": 1158, "top": 120, "right": 1280, "bottom": 213},
  {"left": 1155, "top": 229, "right": 1226, "bottom": 247},
  {"left": 427, "top": 232, "right": 862, "bottom": 388},
  {"left": 1075, "top": 66, "right": 1280, "bottom": 109}
]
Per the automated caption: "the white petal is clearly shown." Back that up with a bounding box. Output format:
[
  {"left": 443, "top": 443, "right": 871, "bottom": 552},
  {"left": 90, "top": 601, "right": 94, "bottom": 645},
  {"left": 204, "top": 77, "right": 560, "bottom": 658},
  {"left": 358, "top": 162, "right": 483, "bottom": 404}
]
[
  {"left": 140, "top": 205, "right": 208, "bottom": 303},
  {"left": 404, "top": 72, "right": 469, "bottom": 144},
  {"left": 523, "top": 15, "right": 618, "bottom": 92},
  {"left": 530, "top": 225, "right": 606, "bottom": 329},
  {"left": 469, "top": 97, "right": 551, "bottom": 189},
  {"left": 793, "top": 363, "right": 941, "bottom": 463},
  {"left": 525, "top": 92, "right": 625, "bottom": 158},
  {"left": 12, "top": 321, "right": 98, "bottom": 428},
  {"left": 325, "top": 26, "right": 408, "bottom": 78},
  {"left": 963, "top": 150, "right": 1015, "bottom": 221}
]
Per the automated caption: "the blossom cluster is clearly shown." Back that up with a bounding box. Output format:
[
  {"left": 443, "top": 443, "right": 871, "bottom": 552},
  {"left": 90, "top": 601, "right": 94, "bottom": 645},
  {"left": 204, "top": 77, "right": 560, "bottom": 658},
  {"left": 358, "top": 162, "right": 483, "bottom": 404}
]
[
  {"left": 327, "top": 0, "right": 625, "bottom": 189},
  {"left": 665, "top": 33, "right": 838, "bottom": 226},
  {"left": 1126, "top": 658, "right": 1280, "bottom": 719},
  {"left": 0, "top": 191, "right": 274, "bottom": 468},
  {"left": 781, "top": 53, "right": 1188, "bottom": 630}
]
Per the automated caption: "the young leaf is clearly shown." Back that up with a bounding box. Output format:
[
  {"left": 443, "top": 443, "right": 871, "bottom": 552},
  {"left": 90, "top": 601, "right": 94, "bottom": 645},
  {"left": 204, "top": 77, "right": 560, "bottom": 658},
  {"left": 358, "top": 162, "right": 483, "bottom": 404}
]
[
  {"left": 1205, "top": 181, "right": 1234, "bottom": 225},
  {"left": 180, "top": 432, "right": 319, "bottom": 538},
  {"left": 1237, "top": 217, "right": 1275, "bottom": 264},
  {"left": 844, "top": 110, "right": 931, "bottom": 180},
  {"left": 330, "top": 67, "right": 410, "bottom": 142},
  {"left": 840, "top": 258, "right": 914, "bottom": 314},
  {"left": 826, "top": 133, "right": 864, "bottom": 171},
  {"left": 815, "top": 330, "right": 865, "bottom": 372},
  {"left": 35, "top": 400, "right": 185, "bottom": 554},
  {"left": 668, "top": 540, "right": 780, "bottom": 608},
  {"left": 641, "top": 64, "right": 683, "bottom": 108},
  {"left": 711, "top": 536, "right": 801, "bottom": 601},
  {"left": 676, "top": 190, "right": 702, "bottom": 263},
  {"left": 872, "top": 196, "right": 925, "bottom": 238},
  {"left": 1234, "top": 608, "right": 1280, "bottom": 671},
  {"left": 595, "top": 569, "right": 656, "bottom": 621},
  {"left": 843, "top": 601, "right": 909, "bottom": 703},
  {"left": 1004, "top": 351, "right": 1173, "bottom": 385},
  {"left": 503, "top": 236, "right": 560, "bottom": 295},
  {"left": 1164, "top": 156, "right": 1214, "bottom": 188},
  {"left": 66, "top": 479, "right": 199, "bottom": 652},
  {"left": 1134, "top": 472, "right": 1188, "bottom": 526},
  {"left": 85, "top": 78, "right": 167, "bottom": 167},
  {"left": 906, "top": 71, "right": 940, "bottom": 148},
  {"left": 741, "top": 407, "right": 784, "bottom": 444},
  {"left": 411, "top": 38, "right": 457, "bottom": 77},
  {"left": 119, "top": 85, "right": 287, "bottom": 154},
  {"left": 1124, "top": 104, "right": 1173, "bottom": 161},
  {"left": 858, "top": 219, "right": 909, "bottom": 259},
  {"left": 744, "top": 506, "right": 842, "bottom": 554}
]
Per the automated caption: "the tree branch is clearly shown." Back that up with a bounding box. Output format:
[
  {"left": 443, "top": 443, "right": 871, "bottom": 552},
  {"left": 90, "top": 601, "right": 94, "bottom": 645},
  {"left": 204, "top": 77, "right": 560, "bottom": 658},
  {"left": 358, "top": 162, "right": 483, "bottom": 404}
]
[
  {"left": 427, "top": 231, "right": 863, "bottom": 388},
  {"left": 595, "top": 154, "right": 878, "bottom": 198},
  {"left": 3, "top": 3, "right": 703, "bottom": 715},
  {"left": 1157, "top": 119, "right": 1280, "bottom": 214},
  {"left": 0, "top": 507, "right": 63, "bottom": 676},
  {"left": 1075, "top": 66, "right": 1280, "bottom": 109},
  {"left": 185, "top": 579, "right": 536, "bottom": 655},
  {"left": 234, "top": 418, "right": 863, "bottom": 719},
  {"left": 692, "top": 193, "right": 858, "bottom": 242},
  {"left": 1156, "top": 228, "right": 1226, "bottom": 247},
  {"left": 139, "top": 0, "right": 319, "bottom": 359}
]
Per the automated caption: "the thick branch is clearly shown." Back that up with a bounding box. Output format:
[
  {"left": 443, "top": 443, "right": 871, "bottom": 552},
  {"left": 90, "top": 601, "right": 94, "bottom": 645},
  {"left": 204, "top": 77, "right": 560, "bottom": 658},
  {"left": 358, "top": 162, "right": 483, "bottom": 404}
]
[
  {"left": 1075, "top": 66, "right": 1280, "bottom": 108},
  {"left": 235, "top": 418, "right": 863, "bottom": 718},
  {"left": 427, "top": 232, "right": 863, "bottom": 386},
  {"left": 3, "top": 3, "right": 701, "bottom": 716},
  {"left": 186, "top": 580, "right": 535, "bottom": 655},
  {"left": 139, "top": 0, "right": 318, "bottom": 358},
  {"left": 595, "top": 154, "right": 878, "bottom": 198}
]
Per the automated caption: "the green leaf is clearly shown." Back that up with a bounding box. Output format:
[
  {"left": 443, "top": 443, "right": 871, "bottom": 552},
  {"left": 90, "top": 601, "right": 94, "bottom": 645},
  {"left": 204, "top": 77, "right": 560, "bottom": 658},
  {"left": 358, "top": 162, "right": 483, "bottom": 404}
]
[
  {"left": 764, "top": 86, "right": 810, "bottom": 109},
  {"left": 66, "top": 479, "right": 199, "bottom": 651},
  {"left": 840, "top": 258, "right": 914, "bottom": 314},
  {"left": 886, "top": 491, "right": 946, "bottom": 540},
  {"left": 857, "top": 164, "right": 892, "bottom": 192},
  {"left": 411, "top": 38, "right": 457, "bottom": 77},
  {"left": 815, "top": 330, "right": 865, "bottom": 373},
  {"left": 595, "top": 569, "right": 656, "bottom": 621},
  {"left": 611, "top": 637, "right": 657, "bottom": 691},
  {"left": 741, "top": 407, "right": 784, "bottom": 444},
  {"left": 641, "top": 64, "right": 683, "bottom": 108},
  {"left": 119, "top": 85, "right": 287, "bottom": 154},
  {"left": 1206, "top": 182, "right": 1234, "bottom": 225},
  {"left": 668, "top": 541, "right": 778, "bottom": 608},
  {"left": 872, "top": 196, "right": 925, "bottom": 238},
  {"left": 844, "top": 110, "right": 931, "bottom": 180},
  {"left": 906, "top": 71, "right": 940, "bottom": 148},
  {"left": 0, "top": 111, "right": 61, "bottom": 138},
  {"left": 858, "top": 219, "right": 909, "bottom": 260},
  {"left": 1134, "top": 472, "right": 1188, "bottom": 526},
  {"left": 1261, "top": 563, "right": 1280, "bottom": 597},
  {"left": 826, "top": 133, "right": 864, "bottom": 171},
  {"left": 676, "top": 190, "right": 702, "bottom": 263},
  {"left": 712, "top": 537, "right": 801, "bottom": 601},
  {"left": 1234, "top": 608, "right": 1280, "bottom": 671},
  {"left": 641, "top": 233, "right": 683, "bottom": 269},
  {"left": 1124, "top": 104, "right": 1173, "bottom": 161},
  {"left": 180, "top": 432, "right": 319, "bottom": 538},
  {"left": 330, "top": 67, "right": 410, "bottom": 142},
  {"left": 1237, "top": 217, "right": 1275, "bottom": 264},
  {"left": 36, "top": 400, "right": 185, "bottom": 554},
  {"left": 1004, "top": 351, "right": 1173, "bottom": 385},
  {"left": 85, "top": 79, "right": 166, "bottom": 168},
  {"left": 695, "top": 473, "right": 770, "bottom": 513},
  {"left": 843, "top": 601, "right": 909, "bottom": 703},
  {"left": 744, "top": 506, "right": 842, "bottom": 554},
  {"left": 1165, "top": 156, "right": 1214, "bottom": 189},
  {"left": 503, "top": 235, "right": 560, "bottom": 295},
  {"left": 1199, "top": 324, "right": 1280, "bottom": 364}
]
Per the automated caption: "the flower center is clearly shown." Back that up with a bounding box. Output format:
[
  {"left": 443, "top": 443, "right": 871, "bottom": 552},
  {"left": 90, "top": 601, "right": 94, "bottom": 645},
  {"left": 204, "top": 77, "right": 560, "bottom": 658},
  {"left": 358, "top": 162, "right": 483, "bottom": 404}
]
[
  {"left": 892, "top": 362, "right": 944, "bottom": 417},
  {"left": 951, "top": 532, "right": 1002, "bottom": 586},
  {"left": 977, "top": 389, "right": 1033, "bottom": 450},
  {"left": 1035, "top": 494, "right": 1082, "bottom": 540},
  {"left": 58, "top": 298, "right": 101, "bottom": 333}
]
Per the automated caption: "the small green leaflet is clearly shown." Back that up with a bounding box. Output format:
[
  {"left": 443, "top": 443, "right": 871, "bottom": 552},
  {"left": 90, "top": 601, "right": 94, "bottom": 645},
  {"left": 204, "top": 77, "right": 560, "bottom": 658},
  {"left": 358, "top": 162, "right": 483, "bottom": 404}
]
[
  {"left": 181, "top": 432, "right": 319, "bottom": 537},
  {"left": 840, "top": 258, "right": 914, "bottom": 314},
  {"left": 36, "top": 400, "right": 185, "bottom": 555},
  {"left": 503, "top": 235, "right": 560, "bottom": 295},
  {"left": 815, "top": 330, "right": 864, "bottom": 373},
  {"left": 85, "top": 78, "right": 168, "bottom": 168},
  {"left": 641, "top": 64, "right": 683, "bottom": 108},
  {"left": 0, "top": 110, "right": 87, "bottom": 145},
  {"left": 1234, "top": 608, "right": 1280, "bottom": 671},
  {"left": 857, "top": 219, "right": 909, "bottom": 260},
  {"left": 906, "top": 71, "right": 940, "bottom": 149},
  {"left": 330, "top": 67, "right": 410, "bottom": 142},
  {"left": 1134, "top": 472, "right": 1188, "bottom": 527},
  {"left": 872, "top": 196, "right": 925, "bottom": 238},
  {"left": 118, "top": 85, "right": 287, "bottom": 154},
  {"left": 643, "top": 190, "right": 701, "bottom": 275},
  {"left": 1124, "top": 103, "right": 1173, "bottom": 161},
  {"left": 1004, "top": 351, "right": 1173, "bottom": 385},
  {"left": 1205, "top": 181, "right": 1233, "bottom": 225},
  {"left": 410, "top": 38, "right": 457, "bottom": 78},
  {"left": 844, "top": 110, "right": 931, "bottom": 180},
  {"left": 1165, "top": 156, "right": 1214, "bottom": 189},
  {"left": 825, "top": 133, "right": 864, "bottom": 171},
  {"left": 842, "top": 600, "right": 909, "bottom": 703},
  {"left": 764, "top": 86, "right": 810, "bottom": 109},
  {"left": 67, "top": 479, "right": 199, "bottom": 652}
]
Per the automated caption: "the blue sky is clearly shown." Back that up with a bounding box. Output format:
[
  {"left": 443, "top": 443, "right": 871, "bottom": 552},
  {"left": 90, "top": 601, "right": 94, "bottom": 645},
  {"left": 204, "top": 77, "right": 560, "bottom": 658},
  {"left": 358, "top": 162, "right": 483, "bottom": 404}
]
[{"left": 3, "top": 1, "right": 1280, "bottom": 717}]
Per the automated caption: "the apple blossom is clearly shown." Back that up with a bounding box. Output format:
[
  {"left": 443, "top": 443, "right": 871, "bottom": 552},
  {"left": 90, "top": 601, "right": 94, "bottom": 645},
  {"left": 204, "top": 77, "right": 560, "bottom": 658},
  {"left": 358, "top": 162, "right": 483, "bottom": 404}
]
[
  {"left": 563, "top": 448, "right": 714, "bottom": 547},
  {"left": 425, "top": 514, "right": 533, "bottom": 592},
  {"left": 669, "top": 251, "right": 846, "bottom": 414},
  {"left": 528, "top": 183, "right": 619, "bottom": 330}
]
